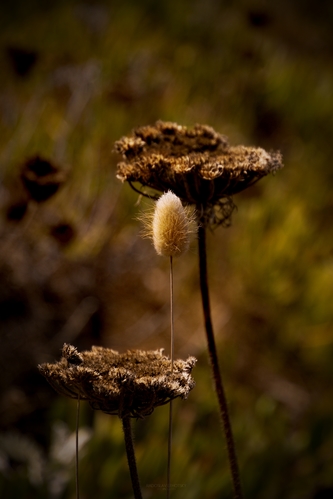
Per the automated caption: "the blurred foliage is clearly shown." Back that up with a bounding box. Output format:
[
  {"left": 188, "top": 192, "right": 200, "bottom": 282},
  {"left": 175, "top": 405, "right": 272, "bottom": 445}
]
[{"left": 1, "top": 0, "right": 333, "bottom": 498}]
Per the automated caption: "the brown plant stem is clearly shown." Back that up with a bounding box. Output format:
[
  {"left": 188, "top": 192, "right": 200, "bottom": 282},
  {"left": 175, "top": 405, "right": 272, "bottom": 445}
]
[
  {"left": 197, "top": 224, "right": 243, "bottom": 499},
  {"left": 167, "top": 255, "right": 174, "bottom": 499},
  {"left": 76, "top": 395, "right": 80, "bottom": 499},
  {"left": 169, "top": 256, "right": 174, "bottom": 369},
  {"left": 122, "top": 415, "right": 143, "bottom": 499},
  {"left": 167, "top": 399, "right": 173, "bottom": 499}
]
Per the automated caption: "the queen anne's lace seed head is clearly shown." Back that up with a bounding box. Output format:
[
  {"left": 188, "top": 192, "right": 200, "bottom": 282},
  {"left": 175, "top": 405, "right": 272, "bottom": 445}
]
[
  {"left": 115, "top": 121, "right": 283, "bottom": 228},
  {"left": 38, "top": 344, "right": 196, "bottom": 419}
]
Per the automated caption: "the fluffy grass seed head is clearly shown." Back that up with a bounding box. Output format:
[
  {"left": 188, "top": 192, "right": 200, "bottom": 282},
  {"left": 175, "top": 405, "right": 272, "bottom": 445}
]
[{"left": 150, "top": 191, "right": 193, "bottom": 257}]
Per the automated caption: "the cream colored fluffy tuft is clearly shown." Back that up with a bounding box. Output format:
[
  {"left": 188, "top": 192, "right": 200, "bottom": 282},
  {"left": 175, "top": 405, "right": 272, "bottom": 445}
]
[{"left": 152, "top": 191, "right": 193, "bottom": 257}]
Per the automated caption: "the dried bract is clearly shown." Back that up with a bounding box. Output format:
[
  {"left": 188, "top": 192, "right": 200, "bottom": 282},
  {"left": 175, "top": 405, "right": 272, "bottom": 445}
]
[
  {"left": 38, "top": 344, "right": 196, "bottom": 419},
  {"left": 115, "top": 121, "right": 283, "bottom": 227}
]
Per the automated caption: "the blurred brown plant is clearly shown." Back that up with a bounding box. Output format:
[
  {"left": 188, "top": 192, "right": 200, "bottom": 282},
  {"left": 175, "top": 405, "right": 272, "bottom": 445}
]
[
  {"left": 50, "top": 222, "right": 76, "bottom": 246},
  {"left": 20, "top": 155, "right": 66, "bottom": 203},
  {"left": 6, "top": 45, "right": 38, "bottom": 77},
  {"left": 5, "top": 200, "right": 28, "bottom": 222}
]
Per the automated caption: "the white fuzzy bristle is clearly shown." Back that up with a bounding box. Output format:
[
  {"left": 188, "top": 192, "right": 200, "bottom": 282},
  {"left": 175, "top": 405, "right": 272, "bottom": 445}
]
[{"left": 152, "top": 191, "right": 191, "bottom": 257}]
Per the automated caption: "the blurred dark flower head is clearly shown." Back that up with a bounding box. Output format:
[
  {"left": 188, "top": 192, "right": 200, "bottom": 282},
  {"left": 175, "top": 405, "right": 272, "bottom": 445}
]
[
  {"left": 20, "top": 156, "right": 66, "bottom": 202},
  {"left": 50, "top": 223, "right": 75, "bottom": 245},
  {"left": 6, "top": 46, "right": 38, "bottom": 77},
  {"left": 5, "top": 201, "right": 28, "bottom": 222},
  {"left": 115, "top": 121, "right": 283, "bottom": 227},
  {"left": 38, "top": 344, "right": 196, "bottom": 419},
  {"left": 246, "top": 9, "right": 272, "bottom": 28}
]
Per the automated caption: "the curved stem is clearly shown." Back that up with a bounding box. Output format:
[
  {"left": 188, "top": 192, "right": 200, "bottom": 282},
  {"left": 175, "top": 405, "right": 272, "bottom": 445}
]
[
  {"left": 122, "top": 416, "right": 143, "bottom": 499},
  {"left": 197, "top": 224, "right": 243, "bottom": 499}
]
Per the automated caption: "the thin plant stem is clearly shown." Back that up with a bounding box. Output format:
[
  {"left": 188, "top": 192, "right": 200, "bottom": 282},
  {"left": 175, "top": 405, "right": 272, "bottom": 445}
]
[
  {"left": 75, "top": 394, "right": 80, "bottom": 499},
  {"left": 167, "top": 400, "right": 173, "bottom": 499},
  {"left": 197, "top": 224, "right": 243, "bottom": 499},
  {"left": 122, "top": 415, "right": 143, "bottom": 499},
  {"left": 167, "top": 255, "right": 174, "bottom": 499},
  {"left": 169, "top": 255, "right": 174, "bottom": 369}
]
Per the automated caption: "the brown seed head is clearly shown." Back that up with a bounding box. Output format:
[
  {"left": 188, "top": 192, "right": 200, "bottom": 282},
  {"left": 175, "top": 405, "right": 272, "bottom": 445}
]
[
  {"left": 38, "top": 343, "right": 196, "bottom": 419},
  {"left": 20, "top": 155, "right": 66, "bottom": 202},
  {"left": 115, "top": 121, "right": 283, "bottom": 227}
]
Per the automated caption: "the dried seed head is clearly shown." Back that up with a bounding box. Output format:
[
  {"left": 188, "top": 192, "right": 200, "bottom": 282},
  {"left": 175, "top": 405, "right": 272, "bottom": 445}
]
[
  {"left": 38, "top": 344, "right": 196, "bottom": 419},
  {"left": 20, "top": 155, "right": 66, "bottom": 202},
  {"left": 151, "top": 191, "right": 192, "bottom": 257},
  {"left": 115, "top": 121, "right": 283, "bottom": 228}
]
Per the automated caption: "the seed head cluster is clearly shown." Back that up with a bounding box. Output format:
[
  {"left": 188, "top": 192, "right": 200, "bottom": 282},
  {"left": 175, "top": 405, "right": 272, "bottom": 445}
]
[
  {"left": 38, "top": 344, "right": 196, "bottom": 419},
  {"left": 115, "top": 121, "right": 283, "bottom": 227}
]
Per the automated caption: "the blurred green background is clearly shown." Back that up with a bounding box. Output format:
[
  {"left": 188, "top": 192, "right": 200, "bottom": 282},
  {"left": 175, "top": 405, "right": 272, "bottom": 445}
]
[{"left": 1, "top": 0, "right": 333, "bottom": 498}]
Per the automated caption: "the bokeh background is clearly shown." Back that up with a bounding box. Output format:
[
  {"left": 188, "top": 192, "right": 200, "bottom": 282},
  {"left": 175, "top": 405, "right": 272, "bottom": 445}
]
[{"left": 1, "top": 0, "right": 333, "bottom": 498}]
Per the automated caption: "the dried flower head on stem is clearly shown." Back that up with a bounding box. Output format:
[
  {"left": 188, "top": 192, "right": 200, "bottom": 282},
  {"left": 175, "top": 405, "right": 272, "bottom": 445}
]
[
  {"left": 115, "top": 121, "right": 283, "bottom": 227},
  {"left": 39, "top": 344, "right": 195, "bottom": 499},
  {"left": 38, "top": 344, "right": 196, "bottom": 419},
  {"left": 115, "top": 121, "right": 284, "bottom": 499}
]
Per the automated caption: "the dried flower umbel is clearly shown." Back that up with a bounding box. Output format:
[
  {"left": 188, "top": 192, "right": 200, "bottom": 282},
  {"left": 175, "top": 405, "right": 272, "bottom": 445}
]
[
  {"left": 39, "top": 344, "right": 196, "bottom": 499},
  {"left": 38, "top": 344, "right": 196, "bottom": 419},
  {"left": 115, "top": 121, "right": 283, "bottom": 227}
]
